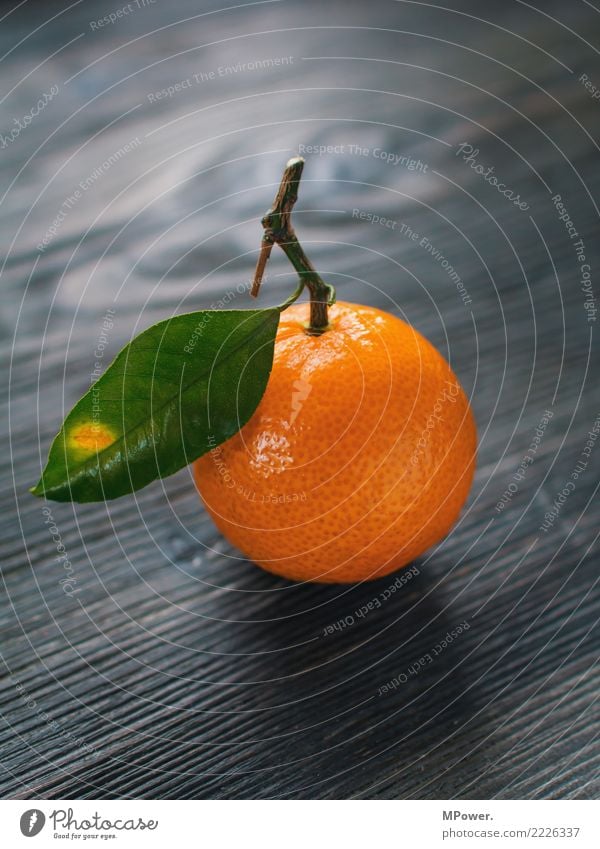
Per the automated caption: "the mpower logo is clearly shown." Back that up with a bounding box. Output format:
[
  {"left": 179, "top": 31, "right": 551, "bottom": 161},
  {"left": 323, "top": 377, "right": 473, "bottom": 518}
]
[{"left": 20, "top": 810, "right": 45, "bottom": 837}]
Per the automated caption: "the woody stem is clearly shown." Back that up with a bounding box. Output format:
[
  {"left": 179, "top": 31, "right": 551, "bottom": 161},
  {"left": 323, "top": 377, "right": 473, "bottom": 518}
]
[{"left": 251, "top": 156, "right": 335, "bottom": 335}]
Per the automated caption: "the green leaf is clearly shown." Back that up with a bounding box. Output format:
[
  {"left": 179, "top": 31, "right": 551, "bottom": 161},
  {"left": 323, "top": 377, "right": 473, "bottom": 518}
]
[{"left": 32, "top": 308, "right": 280, "bottom": 502}]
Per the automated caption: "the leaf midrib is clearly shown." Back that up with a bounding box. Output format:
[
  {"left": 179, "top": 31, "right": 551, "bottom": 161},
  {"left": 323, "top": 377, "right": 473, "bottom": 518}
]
[{"left": 44, "top": 309, "right": 278, "bottom": 489}]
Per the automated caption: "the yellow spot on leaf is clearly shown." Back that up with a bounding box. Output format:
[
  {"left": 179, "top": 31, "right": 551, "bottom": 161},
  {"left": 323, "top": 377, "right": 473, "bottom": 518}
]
[{"left": 70, "top": 423, "right": 115, "bottom": 453}]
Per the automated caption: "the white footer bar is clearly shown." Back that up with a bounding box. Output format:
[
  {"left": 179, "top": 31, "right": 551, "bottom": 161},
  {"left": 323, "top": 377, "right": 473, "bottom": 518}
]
[{"left": 0, "top": 799, "right": 597, "bottom": 848}]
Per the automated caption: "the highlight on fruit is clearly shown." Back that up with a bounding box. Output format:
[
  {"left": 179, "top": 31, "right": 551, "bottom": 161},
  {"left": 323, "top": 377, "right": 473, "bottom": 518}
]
[{"left": 31, "top": 157, "right": 476, "bottom": 583}]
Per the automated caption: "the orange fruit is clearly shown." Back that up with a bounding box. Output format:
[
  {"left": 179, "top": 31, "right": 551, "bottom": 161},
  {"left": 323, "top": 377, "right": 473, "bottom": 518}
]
[{"left": 194, "top": 300, "right": 476, "bottom": 583}]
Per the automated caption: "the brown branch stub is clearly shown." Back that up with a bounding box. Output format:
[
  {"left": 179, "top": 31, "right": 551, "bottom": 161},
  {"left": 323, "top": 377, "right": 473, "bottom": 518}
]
[
  {"left": 251, "top": 237, "right": 273, "bottom": 297},
  {"left": 251, "top": 157, "right": 304, "bottom": 298},
  {"left": 266, "top": 155, "right": 304, "bottom": 238},
  {"left": 251, "top": 156, "right": 334, "bottom": 334}
]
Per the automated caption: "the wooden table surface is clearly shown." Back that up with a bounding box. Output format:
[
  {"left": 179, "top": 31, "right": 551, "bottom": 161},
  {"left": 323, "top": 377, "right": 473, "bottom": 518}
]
[{"left": 1, "top": 0, "right": 599, "bottom": 799}]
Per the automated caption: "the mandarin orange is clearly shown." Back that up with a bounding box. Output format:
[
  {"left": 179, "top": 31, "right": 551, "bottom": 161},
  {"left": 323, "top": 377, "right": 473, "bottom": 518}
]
[{"left": 194, "top": 300, "right": 476, "bottom": 583}]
